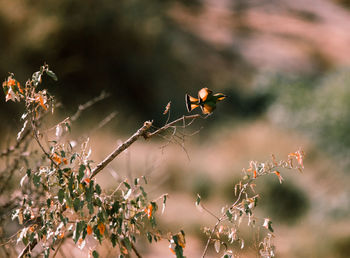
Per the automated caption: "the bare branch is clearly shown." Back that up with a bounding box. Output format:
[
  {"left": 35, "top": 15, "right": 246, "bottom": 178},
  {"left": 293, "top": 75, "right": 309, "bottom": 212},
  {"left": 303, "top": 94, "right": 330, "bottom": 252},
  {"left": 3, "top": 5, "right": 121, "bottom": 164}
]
[
  {"left": 90, "top": 121, "right": 153, "bottom": 179},
  {"left": 131, "top": 242, "right": 142, "bottom": 258},
  {"left": 0, "top": 129, "right": 30, "bottom": 158},
  {"left": 90, "top": 114, "right": 202, "bottom": 179},
  {"left": 70, "top": 91, "right": 110, "bottom": 122}
]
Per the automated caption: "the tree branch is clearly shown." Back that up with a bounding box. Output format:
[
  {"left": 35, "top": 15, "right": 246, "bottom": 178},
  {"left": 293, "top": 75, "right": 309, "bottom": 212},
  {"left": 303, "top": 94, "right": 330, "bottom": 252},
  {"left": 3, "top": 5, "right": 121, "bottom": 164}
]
[
  {"left": 89, "top": 121, "right": 153, "bottom": 179},
  {"left": 89, "top": 114, "right": 203, "bottom": 179}
]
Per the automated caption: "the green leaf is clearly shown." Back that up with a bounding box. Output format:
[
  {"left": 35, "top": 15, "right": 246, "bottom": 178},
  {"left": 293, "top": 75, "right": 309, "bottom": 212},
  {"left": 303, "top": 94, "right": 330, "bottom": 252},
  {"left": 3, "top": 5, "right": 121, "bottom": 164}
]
[
  {"left": 68, "top": 174, "right": 74, "bottom": 196},
  {"left": 111, "top": 233, "right": 117, "bottom": 247},
  {"left": 123, "top": 182, "right": 131, "bottom": 189},
  {"left": 112, "top": 201, "right": 120, "bottom": 214},
  {"left": 140, "top": 186, "right": 147, "bottom": 198},
  {"left": 70, "top": 153, "right": 77, "bottom": 163},
  {"left": 73, "top": 198, "right": 81, "bottom": 212},
  {"left": 92, "top": 250, "right": 99, "bottom": 258},
  {"left": 58, "top": 189, "right": 65, "bottom": 204},
  {"left": 59, "top": 213, "right": 68, "bottom": 226},
  {"left": 254, "top": 197, "right": 258, "bottom": 207},
  {"left": 142, "top": 176, "right": 147, "bottom": 184},
  {"left": 47, "top": 198, "right": 51, "bottom": 208},
  {"left": 44, "top": 247, "right": 50, "bottom": 258},
  {"left": 134, "top": 178, "right": 139, "bottom": 185},
  {"left": 226, "top": 210, "right": 232, "bottom": 222},
  {"left": 65, "top": 122, "right": 71, "bottom": 132},
  {"left": 123, "top": 237, "right": 132, "bottom": 251},
  {"left": 268, "top": 221, "right": 274, "bottom": 232},
  {"left": 78, "top": 165, "right": 85, "bottom": 182},
  {"left": 26, "top": 169, "right": 31, "bottom": 177},
  {"left": 147, "top": 232, "right": 152, "bottom": 243},
  {"left": 33, "top": 174, "right": 41, "bottom": 187},
  {"left": 196, "top": 194, "right": 201, "bottom": 205},
  {"left": 73, "top": 221, "right": 85, "bottom": 243},
  {"left": 88, "top": 202, "right": 94, "bottom": 214},
  {"left": 46, "top": 70, "right": 58, "bottom": 81},
  {"left": 95, "top": 184, "right": 101, "bottom": 195}
]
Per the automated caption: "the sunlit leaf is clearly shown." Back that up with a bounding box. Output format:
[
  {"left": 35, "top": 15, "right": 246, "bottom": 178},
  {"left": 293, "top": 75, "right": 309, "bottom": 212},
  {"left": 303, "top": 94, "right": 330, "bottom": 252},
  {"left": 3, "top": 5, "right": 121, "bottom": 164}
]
[
  {"left": 46, "top": 70, "right": 58, "bottom": 81},
  {"left": 214, "top": 240, "right": 220, "bottom": 253}
]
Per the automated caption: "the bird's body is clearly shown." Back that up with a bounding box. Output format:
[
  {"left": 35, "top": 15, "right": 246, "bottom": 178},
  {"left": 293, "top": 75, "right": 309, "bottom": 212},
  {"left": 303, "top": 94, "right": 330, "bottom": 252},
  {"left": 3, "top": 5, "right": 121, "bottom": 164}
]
[{"left": 185, "top": 88, "right": 226, "bottom": 114}]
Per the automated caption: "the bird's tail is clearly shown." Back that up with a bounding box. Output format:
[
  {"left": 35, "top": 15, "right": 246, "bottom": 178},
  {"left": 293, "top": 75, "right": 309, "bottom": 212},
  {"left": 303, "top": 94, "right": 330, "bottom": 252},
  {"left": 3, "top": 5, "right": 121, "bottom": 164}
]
[{"left": 185, "top": 94, "right": 199, "bottom": 112}]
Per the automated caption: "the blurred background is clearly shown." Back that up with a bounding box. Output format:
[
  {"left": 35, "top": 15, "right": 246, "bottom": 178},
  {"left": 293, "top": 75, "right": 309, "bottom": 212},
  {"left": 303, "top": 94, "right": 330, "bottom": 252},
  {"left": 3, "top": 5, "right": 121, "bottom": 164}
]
[{"left": 1, "top": 0, "right": 350, "bottom": 257}]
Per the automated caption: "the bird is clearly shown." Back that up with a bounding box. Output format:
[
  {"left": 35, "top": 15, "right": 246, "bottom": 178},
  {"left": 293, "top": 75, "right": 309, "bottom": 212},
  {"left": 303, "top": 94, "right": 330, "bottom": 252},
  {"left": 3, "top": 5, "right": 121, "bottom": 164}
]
[{"left": 185, "top": 88, "right": 227, "bottom": 114}]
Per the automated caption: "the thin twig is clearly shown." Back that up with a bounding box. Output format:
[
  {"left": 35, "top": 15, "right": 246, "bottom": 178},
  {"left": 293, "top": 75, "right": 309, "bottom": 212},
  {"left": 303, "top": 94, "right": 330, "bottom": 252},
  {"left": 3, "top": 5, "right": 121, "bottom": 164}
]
[
  {"left": 71, "top": 91, "right": 110, "bottom": 122},
  {"left": 30, "top": 117, "right": 58, "bottom": 167},
  {"left": 131, "top": 242, "right": 142, "bottom": 258},
  {"left": 146, "top": 114, "right": 202, "bottom": 138},
  {"left": 52, "top": 238, "right": 64, "bottom": 258},
  {"left": 90, "top": 111, "right": 118, "bottom": 134},
  {"left": 201, "top": 218, "right": 222, "bottom": 258},
  {"left": 0, "top": 129, "right": 30, "bottom": 158},
  {"left": 18, "top": 238, "right": 38, "bottom": 258}
]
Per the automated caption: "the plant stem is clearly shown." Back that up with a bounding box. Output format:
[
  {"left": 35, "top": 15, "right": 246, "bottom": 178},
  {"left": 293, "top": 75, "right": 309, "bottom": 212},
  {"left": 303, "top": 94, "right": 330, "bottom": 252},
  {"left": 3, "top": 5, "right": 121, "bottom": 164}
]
[{"left": 201, "top": 218, "right": 222, "bottom": 258}]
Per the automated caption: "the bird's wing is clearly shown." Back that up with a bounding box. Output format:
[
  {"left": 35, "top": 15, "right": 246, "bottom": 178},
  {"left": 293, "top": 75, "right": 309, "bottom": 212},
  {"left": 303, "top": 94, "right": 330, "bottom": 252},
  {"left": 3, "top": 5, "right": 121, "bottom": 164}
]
[
  {"left": 198, "top": 88, "right": 212, "bottom": 102},
  {"left": 200, "top": 103, "right": 215, "bottom": 114},
  {"left": 185, "top": 94, "right": 199, "bottom": 112}
]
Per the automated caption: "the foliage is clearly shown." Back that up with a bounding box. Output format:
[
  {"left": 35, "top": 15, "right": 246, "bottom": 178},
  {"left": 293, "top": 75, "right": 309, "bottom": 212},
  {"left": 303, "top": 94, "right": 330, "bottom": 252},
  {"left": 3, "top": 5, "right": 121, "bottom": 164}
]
[
  {"left": 197, "top": 151, "right": 304, "bottom": 257},
  {"left": 0, "top": 65, "right": 303, "bottom": 257}
]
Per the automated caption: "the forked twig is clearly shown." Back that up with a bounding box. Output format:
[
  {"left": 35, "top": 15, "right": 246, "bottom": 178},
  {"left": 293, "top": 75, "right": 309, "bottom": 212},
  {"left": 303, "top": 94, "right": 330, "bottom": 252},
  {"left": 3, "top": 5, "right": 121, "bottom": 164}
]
[{"left": 90, "top": 114, "right": 203, "bottom": 179}]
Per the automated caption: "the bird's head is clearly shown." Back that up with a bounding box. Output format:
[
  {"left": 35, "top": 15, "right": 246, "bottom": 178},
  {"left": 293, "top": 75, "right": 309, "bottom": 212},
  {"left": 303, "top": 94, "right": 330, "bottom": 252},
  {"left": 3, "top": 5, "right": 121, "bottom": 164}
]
[{"left": 213, "top": 93, "right": 227, "bottom": 102}]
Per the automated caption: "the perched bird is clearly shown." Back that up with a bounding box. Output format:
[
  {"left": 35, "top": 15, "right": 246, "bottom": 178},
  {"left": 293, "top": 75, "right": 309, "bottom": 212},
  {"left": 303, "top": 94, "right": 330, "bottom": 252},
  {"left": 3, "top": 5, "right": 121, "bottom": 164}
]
[{"left": 185, "top": 88, "right": 227, "bottom": 114}]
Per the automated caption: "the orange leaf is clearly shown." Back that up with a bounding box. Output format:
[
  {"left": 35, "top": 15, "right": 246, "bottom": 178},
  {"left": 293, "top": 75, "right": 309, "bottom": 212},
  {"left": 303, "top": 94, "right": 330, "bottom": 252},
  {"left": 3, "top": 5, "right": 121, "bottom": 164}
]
[
  {"left": 144, "top": 204, "right": 153, "bottom": 219},
  {"left": 98, "top": 222, "right": 105, "bottom": 235},
  {"left": 52, "top": 154, "right": 62, "bottom": 164},
  {"left": 58, "top": 232, "right": 65, "bottom": 239},
  {"left": 38, "top": 95, "right": 48, "bottom": 110},
  {"left": 273, "top": 171, "right": 283, "bottom": 184},
  {"left": 87, "top": 225, "right": 93, "bottom": 235}
]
